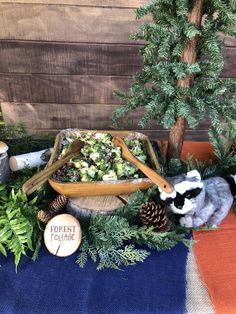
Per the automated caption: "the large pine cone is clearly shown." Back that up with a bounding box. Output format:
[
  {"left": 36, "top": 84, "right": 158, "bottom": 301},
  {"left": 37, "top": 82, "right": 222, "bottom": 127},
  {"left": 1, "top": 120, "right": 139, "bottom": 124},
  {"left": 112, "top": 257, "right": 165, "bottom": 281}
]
[
  {"left": 37, "top": 195, "right": 69, "bottom": 224},
  {"left": 139, "top": 201, "right": 170, "bottom": 232}
]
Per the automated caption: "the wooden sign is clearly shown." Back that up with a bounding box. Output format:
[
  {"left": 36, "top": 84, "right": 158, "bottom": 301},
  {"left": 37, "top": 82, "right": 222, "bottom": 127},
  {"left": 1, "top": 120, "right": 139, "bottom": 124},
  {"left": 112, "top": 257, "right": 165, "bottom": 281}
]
[{"left": 44, "top": 214, "right": 82, "bottom": 257}]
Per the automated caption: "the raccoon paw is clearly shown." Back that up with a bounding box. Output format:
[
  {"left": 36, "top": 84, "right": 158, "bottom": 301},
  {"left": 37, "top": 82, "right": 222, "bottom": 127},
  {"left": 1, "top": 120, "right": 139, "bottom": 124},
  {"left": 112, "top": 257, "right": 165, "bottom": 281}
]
[
  {"left": 180, "top": 216, "right": 193, "bottom": 228},
  {"left": 192, "top": 217, "right": 205, "bottom": 228}
]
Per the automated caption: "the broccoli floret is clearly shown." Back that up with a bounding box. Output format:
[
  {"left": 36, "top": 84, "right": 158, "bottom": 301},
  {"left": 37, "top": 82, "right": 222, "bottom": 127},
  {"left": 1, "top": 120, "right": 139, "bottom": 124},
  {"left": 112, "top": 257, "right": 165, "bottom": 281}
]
[
  {"left": 72, "top": 160, "right": 81, "bottom": 168},
  {"left": 97, "top": 170, "right": 104, "bottom": 180},
  {"left": 73, "top": 160, "right": 89, "bottom": 169},
  {"left": 102, "top": 170, "right": 117, "bottom": 181},
  {"left": 131, "top": 146, "right": 143, "bottom": 156},
  {"left": 114, "top": 162, "right": 125, "bottom": 177},
  {"left": 136, "top": 154, "right": 147, "bottom": 163},
  {"left": 81, "top": 174, "right": 91, "bottom": 182},
  {"left": 87, "top": 165, "right": 97, "bottom": 179},
  {"left": 90, "top": 152, "right": 100, "bottom": 161},
  {"left": 123, "top": 162, "right": 138, "bottom": 177}
]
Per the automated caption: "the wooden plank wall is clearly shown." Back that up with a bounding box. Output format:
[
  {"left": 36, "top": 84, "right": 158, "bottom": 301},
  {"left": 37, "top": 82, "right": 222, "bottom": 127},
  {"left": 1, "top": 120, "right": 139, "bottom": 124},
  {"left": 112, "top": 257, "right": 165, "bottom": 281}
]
[{"left": 0, "top": 1, "right": 235, "bottom": 140}]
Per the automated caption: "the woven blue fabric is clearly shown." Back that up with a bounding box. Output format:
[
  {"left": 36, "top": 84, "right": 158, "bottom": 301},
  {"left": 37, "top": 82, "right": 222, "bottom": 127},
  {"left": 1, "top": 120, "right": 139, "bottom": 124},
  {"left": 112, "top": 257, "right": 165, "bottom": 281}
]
[{"left": 0, "top": 242, "right": 188, "bottom": 314}]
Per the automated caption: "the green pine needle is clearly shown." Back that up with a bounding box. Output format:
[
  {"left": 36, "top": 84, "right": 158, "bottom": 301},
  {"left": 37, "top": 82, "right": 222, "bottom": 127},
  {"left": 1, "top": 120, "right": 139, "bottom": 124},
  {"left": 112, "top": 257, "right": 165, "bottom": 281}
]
[
  {"left": 112, "top": 0, "right": 236, "bottom": 138},
  {"left": 76, "top": 189, "right": 192, "bottom": 270}
]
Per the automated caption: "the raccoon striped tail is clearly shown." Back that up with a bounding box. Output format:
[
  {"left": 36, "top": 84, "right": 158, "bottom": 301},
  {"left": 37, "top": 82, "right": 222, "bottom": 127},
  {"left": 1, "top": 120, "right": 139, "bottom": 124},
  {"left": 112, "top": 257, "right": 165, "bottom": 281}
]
[{"left": 224, "top": 175, "right": 236, "bottom": 197}]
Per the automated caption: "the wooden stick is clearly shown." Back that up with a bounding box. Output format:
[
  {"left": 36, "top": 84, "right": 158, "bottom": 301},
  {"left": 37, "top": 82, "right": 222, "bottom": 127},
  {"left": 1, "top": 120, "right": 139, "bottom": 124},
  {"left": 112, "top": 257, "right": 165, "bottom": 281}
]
[
  {"left": 22, "top": 139, "right": 84, "bottom": 195},
  {"left": 112, "top": 136, "right": 174, "bottom": 194}
]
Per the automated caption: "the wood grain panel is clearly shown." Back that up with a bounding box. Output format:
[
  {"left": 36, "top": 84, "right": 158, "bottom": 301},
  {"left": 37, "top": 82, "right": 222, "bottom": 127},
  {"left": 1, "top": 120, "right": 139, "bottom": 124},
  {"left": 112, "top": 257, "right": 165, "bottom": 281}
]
[
  {"left": 1, "top": 41, "right": 236, "bottom": 77},
  {"left": 27, "top": 127, "right": 169, "bottom": 140},
  {"left": 219, "top": 33, "right": 236, "bottom": 47},
  {"left": 1, "top": 102, "right": 211, "bottom": 132},
  {"left": 222, "top": 47, "right": 236, "bottom": 78},
  {"left": 0, "top": 0, "right": 146, "bottom": 7},
  {"left": 0, "top": 41, "right": 142, "bottom": 75},
  {"left": 0, "top": 102, "right": 154, "bottom": 129},
  {"left": 0, "top": 4, "right": 144, "bottom": 43},
  {"left": 0, "top": 74, "right": 133, "bottom": 104},
  {"left": 18, "top": 128, "right": 211, "bottom": 141},
  {"left": 0, "top": 71, "right": 234, "bottom": 107},
  {"left": 0, "top": 4, "right": 234, "bottom": 45}
]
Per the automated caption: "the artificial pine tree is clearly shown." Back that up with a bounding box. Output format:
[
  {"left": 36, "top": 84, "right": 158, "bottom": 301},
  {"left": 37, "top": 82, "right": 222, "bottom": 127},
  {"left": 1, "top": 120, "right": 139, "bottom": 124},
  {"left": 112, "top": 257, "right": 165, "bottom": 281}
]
[{"left": 112, "top": 0, "right": 236, "bottom": 160}]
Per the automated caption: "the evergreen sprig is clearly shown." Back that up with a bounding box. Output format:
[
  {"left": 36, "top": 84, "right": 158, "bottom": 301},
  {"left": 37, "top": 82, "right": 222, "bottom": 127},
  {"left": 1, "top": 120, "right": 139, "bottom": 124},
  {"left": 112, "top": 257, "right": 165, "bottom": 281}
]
[
  {"left": 178, "top": 124, "right": 236, "bottom": 178},
  {"left": 208, "top": 126, "right": 236, "bottom": 174},
  {"left": 112, "top": 0, "right": 236, "bottom": 139},
  {"left": 76, "top": 190, "right": 191, "bottom": 270}
]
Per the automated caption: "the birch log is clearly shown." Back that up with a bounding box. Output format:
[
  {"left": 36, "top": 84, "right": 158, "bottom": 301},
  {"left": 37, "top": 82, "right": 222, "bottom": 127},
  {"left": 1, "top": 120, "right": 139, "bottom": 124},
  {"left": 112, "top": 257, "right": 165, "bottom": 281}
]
[{"left": 9, "top": 148, "right": 52, "bottom": 171}]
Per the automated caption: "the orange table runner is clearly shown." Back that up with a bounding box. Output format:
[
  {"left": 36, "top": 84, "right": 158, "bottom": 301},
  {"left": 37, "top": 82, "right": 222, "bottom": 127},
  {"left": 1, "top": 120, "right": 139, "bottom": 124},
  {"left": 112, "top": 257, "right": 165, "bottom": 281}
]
[{"left": 193, "top": 213, "right": 236, "bottom": 314}]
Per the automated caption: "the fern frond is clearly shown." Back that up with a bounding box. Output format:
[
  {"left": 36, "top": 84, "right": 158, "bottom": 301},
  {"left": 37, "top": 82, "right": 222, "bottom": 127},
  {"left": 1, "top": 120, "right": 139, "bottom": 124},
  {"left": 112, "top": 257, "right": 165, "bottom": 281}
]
[{"left": 0, "top": 188, "right": 41, "bottom": 270}]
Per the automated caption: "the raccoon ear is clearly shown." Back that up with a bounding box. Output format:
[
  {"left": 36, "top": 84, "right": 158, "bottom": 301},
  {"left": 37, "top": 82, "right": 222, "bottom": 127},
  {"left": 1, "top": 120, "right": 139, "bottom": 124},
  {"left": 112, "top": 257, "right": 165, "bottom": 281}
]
[{"left": 186, "top": 170, "right": 201, "bottom": 181}]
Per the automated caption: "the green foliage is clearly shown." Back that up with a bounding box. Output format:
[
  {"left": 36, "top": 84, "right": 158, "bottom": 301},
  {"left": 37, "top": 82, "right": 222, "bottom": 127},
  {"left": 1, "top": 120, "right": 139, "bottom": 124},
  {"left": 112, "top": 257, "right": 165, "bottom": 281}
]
[
  {"left": 6, "top": 165, "right": 56, "bottom": 207},
  {"left": 0, "top": 125, "right": 57, "bottom": 271},
  {"left": 112, "top": 0, "right": 236, "bottom": 139},
  {"left": 76, "top": 190, "right": 191, "bottom": 270},
  {"left": 153, "top": 124, "right": 236, "bottom": 179},
  {"left": 176, "top": 125, "right": 236, "bottom": 178},
  {"left": 0, "top": 123, "right": 54, "bottom": 156},
  {"left": 185, "top": 155, "right": 219, "bottom": 179},
  {"left": 0, "top": 186, "right": 41, "bottom": 271},
  {"left": 7, "top": 167, "right": 42, "bottom": 191},
  {"left": 0, "top": 123, "right": 27, "bottom": 139},
  {"left": 208, "top": 126, "right": 236, "bottom": 175}
]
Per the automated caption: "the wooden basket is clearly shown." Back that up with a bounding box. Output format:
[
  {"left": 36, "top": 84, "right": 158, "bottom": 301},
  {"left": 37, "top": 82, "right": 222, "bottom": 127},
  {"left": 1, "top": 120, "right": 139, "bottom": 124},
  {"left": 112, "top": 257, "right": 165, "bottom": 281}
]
[{"left": 47, "top": 129, "right": 160, "bottom": 197}]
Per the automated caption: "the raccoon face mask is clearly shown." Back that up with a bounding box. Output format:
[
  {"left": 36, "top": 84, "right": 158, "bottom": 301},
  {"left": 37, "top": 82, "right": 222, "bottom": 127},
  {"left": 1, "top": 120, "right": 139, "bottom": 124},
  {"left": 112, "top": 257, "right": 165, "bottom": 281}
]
[{"left": 160, "top": 170, "right": 203, "bottom": 215}]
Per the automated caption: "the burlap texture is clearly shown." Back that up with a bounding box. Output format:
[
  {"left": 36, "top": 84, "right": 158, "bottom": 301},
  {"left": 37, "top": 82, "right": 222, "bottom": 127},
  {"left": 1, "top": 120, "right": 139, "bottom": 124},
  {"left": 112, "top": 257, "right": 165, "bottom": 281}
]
[{"left": 186, "top": 249, "right": 215, "bottom": 314}]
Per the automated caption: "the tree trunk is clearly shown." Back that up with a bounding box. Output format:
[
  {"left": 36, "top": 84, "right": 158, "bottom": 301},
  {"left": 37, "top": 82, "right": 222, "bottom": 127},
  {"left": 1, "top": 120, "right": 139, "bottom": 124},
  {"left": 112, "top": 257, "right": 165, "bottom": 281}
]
[{"left": 166, "top": 0, "right": 204, "bottom": 161}]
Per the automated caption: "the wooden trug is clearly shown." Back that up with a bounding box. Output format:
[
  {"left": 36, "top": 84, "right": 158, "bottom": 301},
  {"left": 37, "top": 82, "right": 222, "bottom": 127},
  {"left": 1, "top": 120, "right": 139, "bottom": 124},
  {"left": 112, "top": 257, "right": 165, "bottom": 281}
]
[{"left": 47, "top": 129, "right": 160, "bottom": 197}]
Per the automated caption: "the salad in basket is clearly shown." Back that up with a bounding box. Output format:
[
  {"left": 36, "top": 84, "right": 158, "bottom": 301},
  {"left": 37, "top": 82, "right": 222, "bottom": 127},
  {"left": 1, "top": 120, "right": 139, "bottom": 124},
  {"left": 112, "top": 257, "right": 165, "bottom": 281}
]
[{"left": 53, "top": 132, "right": 149, "bottom": 183}]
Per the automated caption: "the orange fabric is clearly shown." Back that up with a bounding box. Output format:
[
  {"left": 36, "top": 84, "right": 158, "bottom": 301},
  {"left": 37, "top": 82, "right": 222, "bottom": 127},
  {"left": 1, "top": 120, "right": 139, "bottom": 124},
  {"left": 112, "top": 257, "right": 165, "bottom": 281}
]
[
  {"left": 179, "top": 142, "right": 236, "bottom": 314},
  {"left": 180, "top": 141, "right": 216, "bottom": 161},
  {"left": 193, "top": 213, "right": 236, "bottom": 314},
  {"left": 161, "top": 141, "right": 216, "bottom": 161}
]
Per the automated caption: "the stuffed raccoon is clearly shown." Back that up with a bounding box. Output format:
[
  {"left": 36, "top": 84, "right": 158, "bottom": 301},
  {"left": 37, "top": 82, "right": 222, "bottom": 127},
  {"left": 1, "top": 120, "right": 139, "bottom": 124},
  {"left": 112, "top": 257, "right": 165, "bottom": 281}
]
[{"left": 159, "top": 170, "right": 236, "bottom": 228}]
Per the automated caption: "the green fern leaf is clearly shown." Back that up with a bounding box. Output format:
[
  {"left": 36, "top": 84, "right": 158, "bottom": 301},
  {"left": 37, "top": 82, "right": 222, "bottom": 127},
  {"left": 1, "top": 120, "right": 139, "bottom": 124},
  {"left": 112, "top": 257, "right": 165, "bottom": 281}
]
[{"left": 0, "top": 243, "right": 7, "bottom": 256}]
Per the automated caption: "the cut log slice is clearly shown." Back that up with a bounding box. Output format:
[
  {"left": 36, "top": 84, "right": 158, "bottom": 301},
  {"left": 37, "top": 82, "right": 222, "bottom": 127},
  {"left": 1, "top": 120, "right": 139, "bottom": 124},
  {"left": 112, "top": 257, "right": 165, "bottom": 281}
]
[
  {"left": 66, "top": 195, "right": 130, "bottom": 217},
  {"left": 44, "top": 213, "right": 82, "bottom": 257}
]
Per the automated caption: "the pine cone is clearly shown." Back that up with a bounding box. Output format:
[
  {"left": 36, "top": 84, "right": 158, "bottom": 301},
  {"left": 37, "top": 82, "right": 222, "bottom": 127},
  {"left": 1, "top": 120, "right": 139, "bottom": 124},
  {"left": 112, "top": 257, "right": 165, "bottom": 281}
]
[
  {"left": 37, "top": 195, "right": 69, "bottom": 224},
  {"left": 139, "top": 201, "right": 170, "bottom": 232},
  {"left": 230, "top": 139, "right": 236, "bottom": 155},
  {"left": 37, "top": 209, "right": 52, "bottom": 224},
  {"left": 48, "top": 195, "right": 68, "bottom": 212}
]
